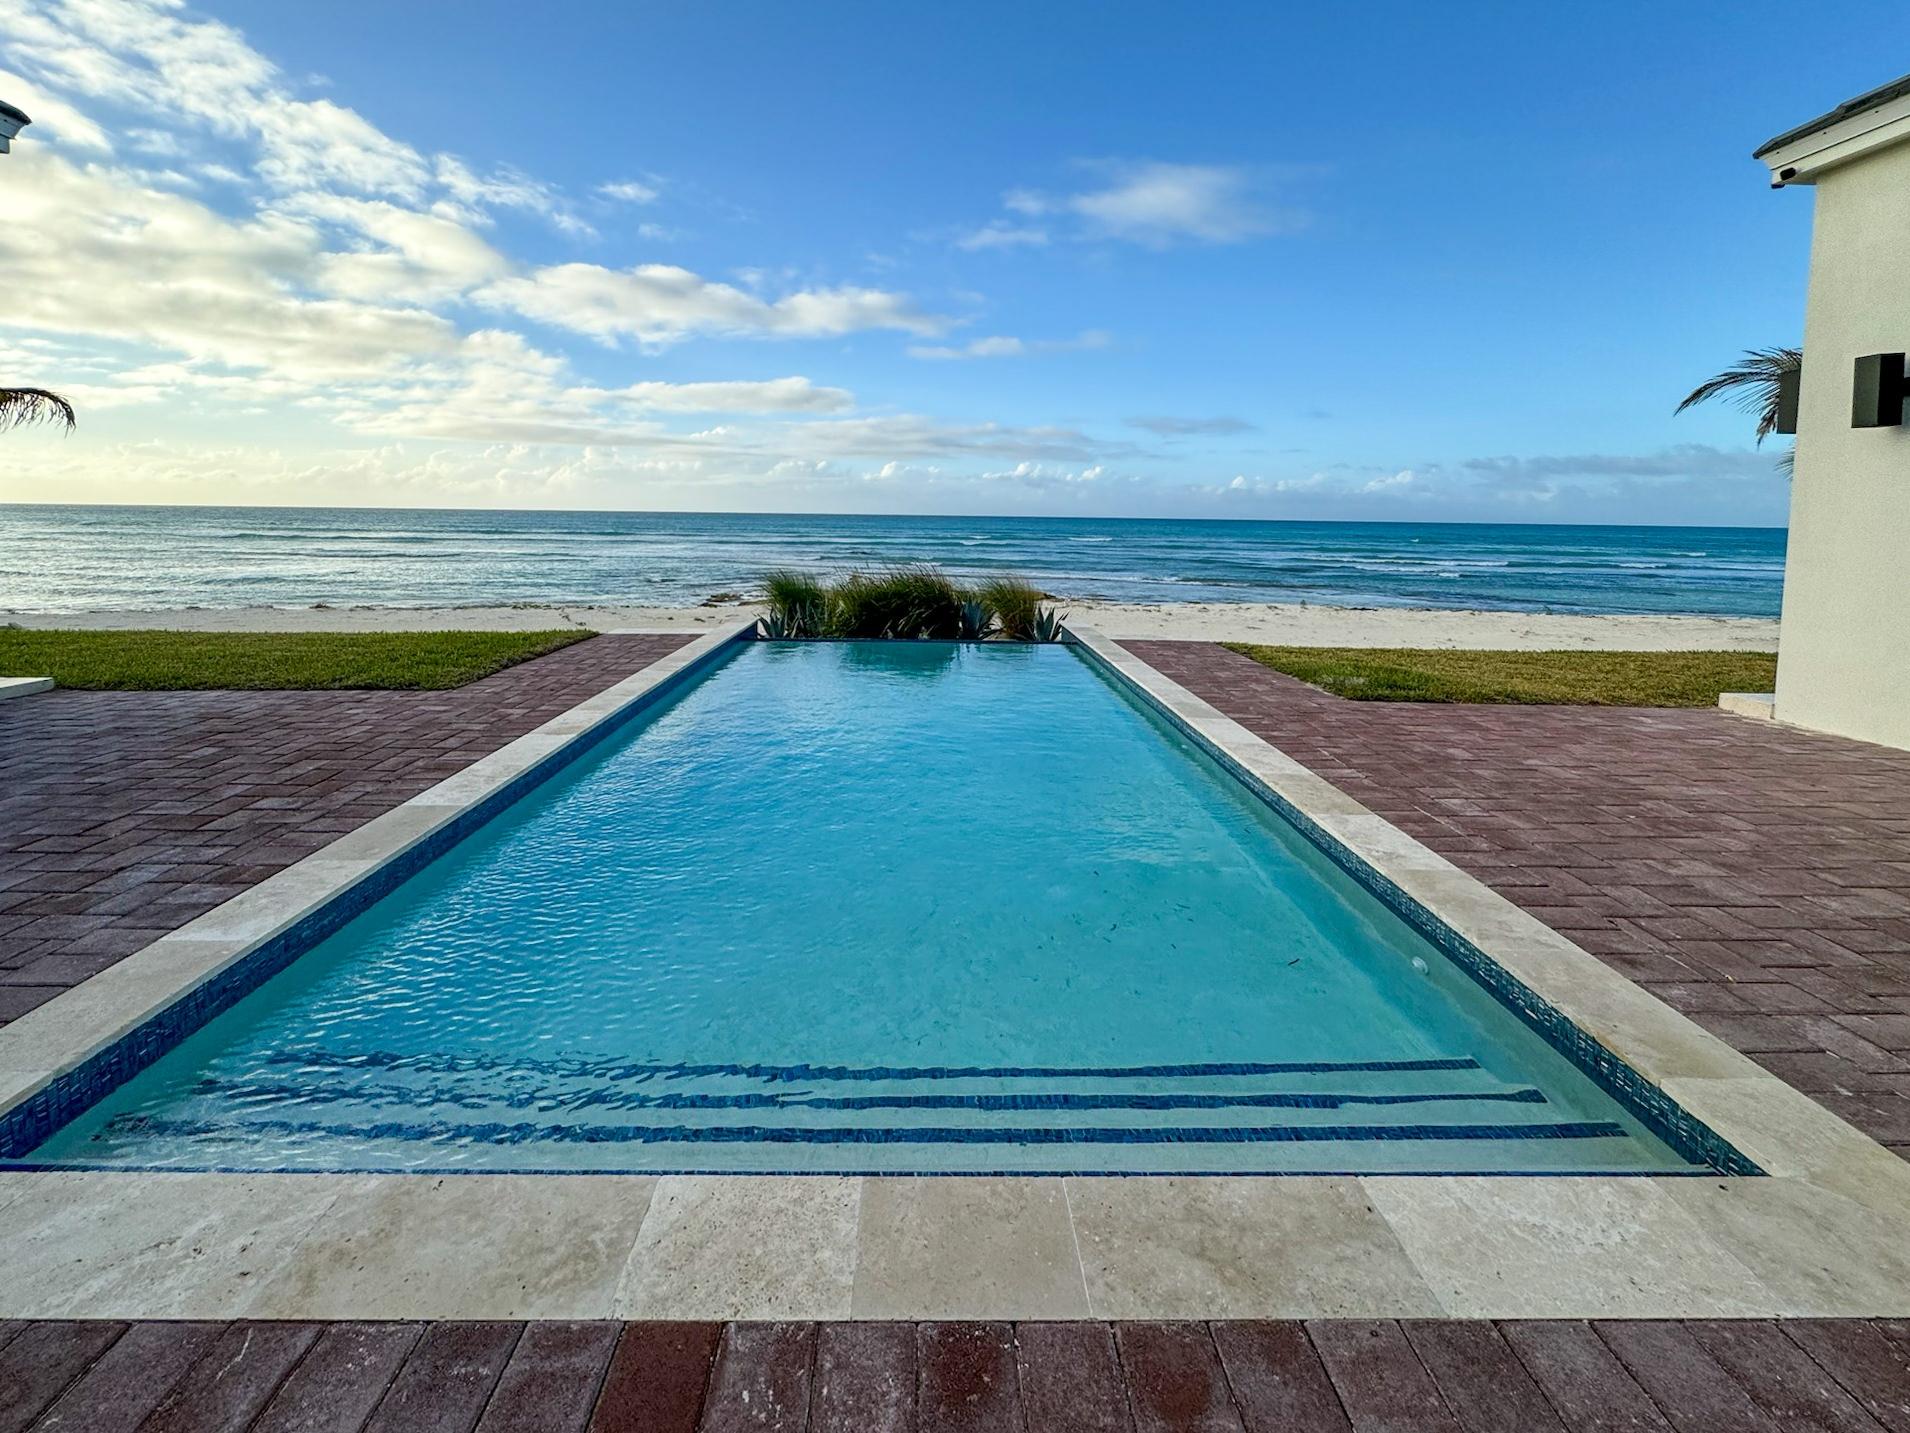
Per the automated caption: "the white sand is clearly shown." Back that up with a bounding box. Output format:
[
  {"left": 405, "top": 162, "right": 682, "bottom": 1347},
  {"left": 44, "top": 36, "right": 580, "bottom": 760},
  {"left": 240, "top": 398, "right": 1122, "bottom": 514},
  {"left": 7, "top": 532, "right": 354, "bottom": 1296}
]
[{"left": 3, "top": 602, "right": 1779, "bottom": 650}]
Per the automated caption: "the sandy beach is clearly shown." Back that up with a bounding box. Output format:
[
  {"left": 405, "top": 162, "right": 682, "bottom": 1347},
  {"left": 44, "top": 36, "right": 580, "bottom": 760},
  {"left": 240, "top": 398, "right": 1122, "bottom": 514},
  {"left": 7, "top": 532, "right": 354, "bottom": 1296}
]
[{"left": 2, "top": 602, "right": 1780, "bottom": 650}]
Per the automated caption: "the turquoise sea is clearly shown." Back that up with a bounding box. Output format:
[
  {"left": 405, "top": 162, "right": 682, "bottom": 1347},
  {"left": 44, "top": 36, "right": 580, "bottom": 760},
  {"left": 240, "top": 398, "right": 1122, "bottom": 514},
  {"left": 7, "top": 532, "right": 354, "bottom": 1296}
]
[{"left": 0, "top": 505, "right": 1786, "bottom": 617}]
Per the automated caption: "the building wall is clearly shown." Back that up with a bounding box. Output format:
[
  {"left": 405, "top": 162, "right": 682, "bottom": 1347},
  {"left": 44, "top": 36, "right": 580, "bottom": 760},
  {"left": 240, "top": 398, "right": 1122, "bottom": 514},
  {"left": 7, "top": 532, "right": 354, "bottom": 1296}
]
[{"left": 1774, "top": 136, "right": 1910, "bottom": 749}]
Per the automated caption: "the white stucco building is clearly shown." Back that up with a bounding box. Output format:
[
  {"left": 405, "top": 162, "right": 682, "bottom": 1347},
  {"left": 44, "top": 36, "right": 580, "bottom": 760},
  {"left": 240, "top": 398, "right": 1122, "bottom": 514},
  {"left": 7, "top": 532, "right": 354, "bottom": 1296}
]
[{"left": 1755, "top": 76, "right": 1910, "bottom": 750}]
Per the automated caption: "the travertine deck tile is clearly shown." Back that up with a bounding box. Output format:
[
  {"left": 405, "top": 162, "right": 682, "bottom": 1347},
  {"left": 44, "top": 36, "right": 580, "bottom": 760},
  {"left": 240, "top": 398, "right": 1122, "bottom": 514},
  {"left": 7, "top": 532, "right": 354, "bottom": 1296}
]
[
  {"left": 1067, "top": 1176, "right": 1440, "bottom": 1320},
  {"left": 1364, "top": 1176, "right": 1770, "bottom": 1319},
  {"left": 852, "top": 1176, "right": 1087, "bottom": 1319},
  {"left": 612, "top": 1176, "right": 860, "bottom": 1320},
  {"left": 248, "top": 1175, "right": 659, "bottom": 1320}
]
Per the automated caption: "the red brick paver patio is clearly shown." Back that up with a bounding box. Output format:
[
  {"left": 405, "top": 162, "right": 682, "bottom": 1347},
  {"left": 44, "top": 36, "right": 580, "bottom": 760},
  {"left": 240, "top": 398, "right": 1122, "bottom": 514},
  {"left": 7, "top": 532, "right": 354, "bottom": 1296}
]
[
  {"left": 0, "top": 634, "right": 691, "bottom": 1027},
  {"left": 6, "top": 1316, "right": 1910, "bottom": 1431},
  {"left": 1131, "top": 641, "right": 1910, "bottom": 1155}
]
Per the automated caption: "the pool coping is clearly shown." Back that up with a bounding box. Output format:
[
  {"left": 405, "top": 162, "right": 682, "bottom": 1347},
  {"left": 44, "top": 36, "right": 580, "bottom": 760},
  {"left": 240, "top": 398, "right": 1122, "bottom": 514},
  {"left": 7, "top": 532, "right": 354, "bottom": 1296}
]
[{"left": 3, "top": 626, "right": 1910, "bottom": 1320}]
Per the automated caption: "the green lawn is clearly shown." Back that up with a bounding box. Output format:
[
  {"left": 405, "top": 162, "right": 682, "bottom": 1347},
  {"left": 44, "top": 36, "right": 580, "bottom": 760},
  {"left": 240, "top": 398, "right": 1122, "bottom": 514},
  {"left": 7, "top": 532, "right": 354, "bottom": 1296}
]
[
  {"left": 1220, "top": 644, "right": 1778, "bottom": 706},
  {"left": 0, "top": 629, "right": 593, "bottom": 691}
]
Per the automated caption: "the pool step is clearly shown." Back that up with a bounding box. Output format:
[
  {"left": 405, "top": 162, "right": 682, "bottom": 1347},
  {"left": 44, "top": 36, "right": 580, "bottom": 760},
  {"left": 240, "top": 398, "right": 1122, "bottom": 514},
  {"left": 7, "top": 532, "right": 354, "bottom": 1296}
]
[{"left": 61, "top": 1046, "right": 1642, "bottom": 1168}]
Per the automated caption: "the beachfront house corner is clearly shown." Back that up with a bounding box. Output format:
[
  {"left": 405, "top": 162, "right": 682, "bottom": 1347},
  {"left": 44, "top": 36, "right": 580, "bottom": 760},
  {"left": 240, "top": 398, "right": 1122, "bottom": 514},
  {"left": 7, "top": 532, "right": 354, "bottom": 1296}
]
[{"left": 1756, "top": 74, "right": 1910, "bottom": 749}]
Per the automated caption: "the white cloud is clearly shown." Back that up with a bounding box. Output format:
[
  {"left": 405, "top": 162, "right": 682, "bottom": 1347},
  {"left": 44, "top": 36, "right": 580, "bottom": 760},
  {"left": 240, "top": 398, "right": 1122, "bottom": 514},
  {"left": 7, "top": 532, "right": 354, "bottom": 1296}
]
[
  {"left": 975, "top": 161, "right": 1308, "bottom": 249},
  {"left": 911, "top": 336, "right": 1028, "bottom": 360},
  {"left": 909, "top": 330, "right": 1110, "bottom": 361},
  {"left": 0, "top": 65, "right": 112, "bottom": 150},
  {"left": 290, "top": 192, "right": 512, "bottom": 302},
  {"left": 481, "top": 263, "right": 948, "bottom": 347},
  {"left": 956, "top": 222, "right": 1048, "bottom": 251},
  {"left": 1129, "top": 414, "right": 1256, "bottom": 436},
  {"left": 599, "top": 178, "right": 660, "bottom": 204},
  {"left": 436, "top": 155, "right": 590, "bottom": 234},
  {"left": 0, "top": 151, "right": 457, "bottom": 376},
  {"left": 1360, "top": 469, "right": 1416, "bottom": 493},
  {"left": 613, "top": 377, "right": 853, "bottom": 414}
]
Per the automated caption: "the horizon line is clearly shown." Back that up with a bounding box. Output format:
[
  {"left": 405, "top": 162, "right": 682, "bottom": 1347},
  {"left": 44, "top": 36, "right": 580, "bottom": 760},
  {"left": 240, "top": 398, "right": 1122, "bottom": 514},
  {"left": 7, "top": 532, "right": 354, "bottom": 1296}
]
[{"left": 0, "top": 500, "right": 1789, "bottom": 533}]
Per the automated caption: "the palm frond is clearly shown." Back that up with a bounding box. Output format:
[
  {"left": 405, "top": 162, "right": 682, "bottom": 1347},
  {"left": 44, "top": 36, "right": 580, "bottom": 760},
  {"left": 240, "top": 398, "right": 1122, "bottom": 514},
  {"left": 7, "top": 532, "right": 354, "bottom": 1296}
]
[
  {"left": 0, "top": 387, "right": 77, "bottom": 433},
  {"left": 1674, "top": 347, "right": 1800, "bottom": 446}
]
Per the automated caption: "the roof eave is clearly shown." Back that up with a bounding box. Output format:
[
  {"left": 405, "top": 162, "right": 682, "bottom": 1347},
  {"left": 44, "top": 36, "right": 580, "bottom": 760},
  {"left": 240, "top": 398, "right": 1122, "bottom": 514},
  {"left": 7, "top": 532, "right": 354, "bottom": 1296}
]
[{"left": 1757, "top": 75, "right": 1910, "bottom": 187}]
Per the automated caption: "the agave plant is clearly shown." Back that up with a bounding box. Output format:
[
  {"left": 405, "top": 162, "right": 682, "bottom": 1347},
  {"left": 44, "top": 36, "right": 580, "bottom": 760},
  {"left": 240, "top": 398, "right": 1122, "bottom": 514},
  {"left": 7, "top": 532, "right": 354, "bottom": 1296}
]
[
  {"left": 1676, "top": 347, "right": 1800, "bottom": 473},
  {"left": 1032, "top": 605, "right": 1069, "bottom": 643},
  {"left": 957, "top": 598, "right": 992, "bottom": 640},
  {"left": 760, "top": 568, "right": 828, "bottom": 638}
]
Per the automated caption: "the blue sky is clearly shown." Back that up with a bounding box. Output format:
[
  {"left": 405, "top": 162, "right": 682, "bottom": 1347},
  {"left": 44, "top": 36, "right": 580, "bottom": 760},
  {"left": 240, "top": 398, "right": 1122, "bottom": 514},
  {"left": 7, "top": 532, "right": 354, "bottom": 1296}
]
[{"left": 0, "top": 1, "right": 1900, "bottom": 522}]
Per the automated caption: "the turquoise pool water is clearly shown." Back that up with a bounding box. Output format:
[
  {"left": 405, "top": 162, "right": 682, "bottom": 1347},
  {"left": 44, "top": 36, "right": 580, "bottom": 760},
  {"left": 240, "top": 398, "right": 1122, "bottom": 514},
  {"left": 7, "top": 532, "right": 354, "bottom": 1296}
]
[{"left": 22, "top": 641, "right": 1706, "bottom": 1174}]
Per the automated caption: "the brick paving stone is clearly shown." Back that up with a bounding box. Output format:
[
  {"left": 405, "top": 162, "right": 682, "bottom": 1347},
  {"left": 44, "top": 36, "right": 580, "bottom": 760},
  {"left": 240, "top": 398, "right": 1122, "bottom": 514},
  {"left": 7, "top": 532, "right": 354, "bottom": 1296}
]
[
  {"left": 6, "top": 1320, "right": 1910, "bottom": 1430},
  {"left": 1400, "top": 1320, "right": 1563, "bottom": 1433},
  {"left": 589, "top": 1322, "right": 722, "bottom": 1433},
  {"left": 1308, "top": 1320, "right": 1461, "bottom": 1433},
  {"left": 364, "top": 1321, "right": 523, "bottom": 1433},
  {"left": 1784, "top": 1322, "right": 1910, "bottom": 1432},
  {"left": 0, "top": 635, "right": 689, "bottom": 1028},
  {"left": 918, "top": 1322, "right": 1023, "bottom": 1433},
  {"left": 1683, "top": 1321, "right": 1886, "bottom": 1432},
  {"left": 1133, "top": 642, "right": 1910, "bottom": 1156},
  {"left": 0, "top": 1320, "right": 125, "bottom": 1433},
  {"left": 142, "top": 1321, "right": 323, "bottom": 1433},
  {"left": 1497, "top": 1321, "right": 1672, "bottom": 1432},
  {"left": 476, "top": 1321, "right": 621, "bottom": 1433},
  {"left": 251, "top": 1322, "right": 422, "bottom": 1433},
  {"left": 1593, "top": 1321, "right": 1785, "bottom": 1433},
  {"left": 1210, "top": 1321, "right": 1350, "bottom": 1433},
  {"left": 699, "top": 1323, "right": 816, "bottom": 1433},
  {"left": 812, "top": 1322, "right": 917, "bottom": 1433},
  {"left": 1115, "top": 1322, "right": 1244, "bottom": 1433},
  {"left": 30, "top": 1321, "right": 224, "bottom": 1433},
  {"left": 1016, "top": 1321, "right": 1133, "bottom": 1433}
]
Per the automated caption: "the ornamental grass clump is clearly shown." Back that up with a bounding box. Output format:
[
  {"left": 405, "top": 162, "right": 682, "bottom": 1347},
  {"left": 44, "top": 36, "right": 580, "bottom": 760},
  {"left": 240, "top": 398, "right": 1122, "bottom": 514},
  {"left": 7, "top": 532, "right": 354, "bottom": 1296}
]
[
  {"left": 976, "top": 575, "right": 1046, "bottom": 640},
  {"left": 754, "top": 565, "right": 1066, "bottom": 641},
  {"left": 761, "top": 569, "right": 829, "bottom": 637},
  {"left": 831, "top": 565, "right": 966, "bottom": 638}
]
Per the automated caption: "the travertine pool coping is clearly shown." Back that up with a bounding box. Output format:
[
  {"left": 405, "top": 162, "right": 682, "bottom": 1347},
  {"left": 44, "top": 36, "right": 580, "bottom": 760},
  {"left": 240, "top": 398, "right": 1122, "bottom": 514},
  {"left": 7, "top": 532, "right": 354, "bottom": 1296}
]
[
  {"left": 2, "top": 624, "right": 1910, "bottom": 1321},
  {"left": 0, "top": 676, "right": 53, "bottom": 701}
]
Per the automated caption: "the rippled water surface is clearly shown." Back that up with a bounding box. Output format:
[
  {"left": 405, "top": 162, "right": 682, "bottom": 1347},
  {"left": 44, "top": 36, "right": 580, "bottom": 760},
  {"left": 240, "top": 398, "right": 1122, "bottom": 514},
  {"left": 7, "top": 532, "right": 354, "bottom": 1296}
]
[
  {"left": 23, "top": 642, "right": 1703, "bottom": 1173},
  {"left": 2, "top": 505, "right": 1786, "bottom": 616}
]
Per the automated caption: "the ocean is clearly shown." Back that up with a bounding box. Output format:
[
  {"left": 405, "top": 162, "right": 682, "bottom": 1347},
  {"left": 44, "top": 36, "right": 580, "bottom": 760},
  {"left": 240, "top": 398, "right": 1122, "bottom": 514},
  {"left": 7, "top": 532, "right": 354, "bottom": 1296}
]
[{"left": 0, "top": 506, "right": 1787, "bottom": 617}]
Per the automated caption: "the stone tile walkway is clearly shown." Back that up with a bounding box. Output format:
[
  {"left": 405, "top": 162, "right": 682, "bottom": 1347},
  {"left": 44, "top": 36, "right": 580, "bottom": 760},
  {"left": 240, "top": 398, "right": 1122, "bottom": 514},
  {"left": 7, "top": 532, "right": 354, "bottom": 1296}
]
[
  {"left": 1131, "top": 642, "right": 1910, "bottom": 1155},
  {"left": 0, "top": 635, "right": 690, "bottom": 1027},
  {"left": 5, "top": 1317, "right": 1910, "bottom": 1430}
]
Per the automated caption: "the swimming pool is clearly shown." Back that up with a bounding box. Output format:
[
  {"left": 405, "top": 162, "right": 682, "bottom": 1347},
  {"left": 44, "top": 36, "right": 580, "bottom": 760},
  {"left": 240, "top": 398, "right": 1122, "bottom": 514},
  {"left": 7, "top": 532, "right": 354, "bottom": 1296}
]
[{"left": 12, "top": 639, "right": 1737, "bottom": 1174}]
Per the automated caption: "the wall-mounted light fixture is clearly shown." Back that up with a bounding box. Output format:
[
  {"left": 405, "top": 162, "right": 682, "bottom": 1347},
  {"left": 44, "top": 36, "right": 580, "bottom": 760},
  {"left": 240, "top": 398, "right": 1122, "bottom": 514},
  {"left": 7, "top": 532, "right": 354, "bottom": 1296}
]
[
  {"left": 0, "top": 100, "right": 29, "bottom": 154},
  {"left": 1853, "top": 353, "right": 1906, "bottom": 428}
]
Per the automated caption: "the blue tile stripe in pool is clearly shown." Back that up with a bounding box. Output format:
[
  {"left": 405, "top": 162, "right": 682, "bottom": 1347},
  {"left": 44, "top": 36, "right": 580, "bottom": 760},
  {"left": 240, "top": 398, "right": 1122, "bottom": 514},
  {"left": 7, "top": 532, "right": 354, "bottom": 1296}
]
[
  {"left": 0, "top": 633, "right": 747, "bottom": 1164},
  {"left": 184, "top": 1080, "right": 1553, "bottom": 1115},
  {"left": 1069, "top": 641, "right": 1764, "bottom": 1179},
  {"left": 94, "top": 1114, "right": 1633, "bottom": 1148},
  {"left": 254, "top": 1051, "right": 1491, "bottom": 1081}
]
